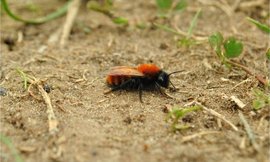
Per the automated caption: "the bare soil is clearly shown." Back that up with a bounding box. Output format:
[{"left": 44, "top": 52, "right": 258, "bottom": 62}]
[{"left": 1, "top": 0, "right": 269, "bottom": 162}]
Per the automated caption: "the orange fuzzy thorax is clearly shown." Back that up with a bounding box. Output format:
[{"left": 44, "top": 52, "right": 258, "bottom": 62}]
[{"left": 137, "top": 64, "right": 161, "bottom": 75}]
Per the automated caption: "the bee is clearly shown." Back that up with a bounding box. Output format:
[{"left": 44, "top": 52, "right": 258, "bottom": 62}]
[{"left": 105, "top": 64, "right": 183, "bottom": 102}]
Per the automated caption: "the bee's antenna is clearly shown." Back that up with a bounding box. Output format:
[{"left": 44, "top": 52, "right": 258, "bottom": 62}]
[
  {"left": 169, "top": 80, "right": 176, "bottom": 90},
  {"left": 168, "top": 70, "right": 184, "bottom": 90},
  {"left": 168, "top": 70, "right": 185, "bottom": 76}
]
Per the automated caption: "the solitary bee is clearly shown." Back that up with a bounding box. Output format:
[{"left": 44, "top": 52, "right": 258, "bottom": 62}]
[{"left": 106, "top": 64, "right": 183, "bottom": 102}]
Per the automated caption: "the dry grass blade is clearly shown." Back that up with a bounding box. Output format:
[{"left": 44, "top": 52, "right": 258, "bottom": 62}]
[
  {"left": 239, "top": 0, "right": 265, "bottom": 8},
  {"left": 37, "top": 84, "right": 58, "bottom": 134},
  {"left": 181, "top": 131, "right": 220, "bottom": 143},
  {"left": 230, "top": 95, "right": 246, "bottom": 109},
  {"left": 195, "top": 101, "right": 239, "bottom": 131},
  {"left": 60, "top": 0, "right": 81, "bottom": 47},
  {"left": 0, "top": 134, "right": 24, "bottom": 162},
  {"left": 227, "top": 60, "right": 268, "bottom": 86},
  {"left": 16, "top": 69, "right": 58, "bottom": 134},
  {"left": 238, "top": 111, "right": 260, "bottom": 152}
]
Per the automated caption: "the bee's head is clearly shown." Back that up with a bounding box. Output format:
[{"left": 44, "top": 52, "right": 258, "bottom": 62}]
[
  {"left": 157, "top": 70, "right": 184, "bottom": 88},
  {"left": 157, "top": 71, "right": 170, "bottom": 88}
]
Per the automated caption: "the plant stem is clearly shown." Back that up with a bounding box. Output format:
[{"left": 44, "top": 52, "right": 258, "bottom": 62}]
[
  {"left": 0, "top": 134, "right": 24, "bottom": 162},
  {"left": 187, "top": 9, "right": 201, "bottom": 38},
  {"left": 1, "top": 0, "right": 70, "bottom": 24},
  {"left": 227, "top": 60, "right": 268, "bottom": 86}
]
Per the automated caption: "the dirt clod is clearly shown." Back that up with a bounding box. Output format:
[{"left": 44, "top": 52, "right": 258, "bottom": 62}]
[{"left": 0, "top": 87, "right": 7, "bottom": 96}]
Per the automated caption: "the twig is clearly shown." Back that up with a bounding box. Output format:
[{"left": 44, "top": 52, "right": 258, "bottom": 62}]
[
  {"left": 84, "top": 77, "right": 99, "bottom": 86},
  {"left": 231, "top": 78, "right": 252, "bottom": 90},
  {"left": 257, "top": 115, "right": 268, "bottom": 131},
  {"left": 48, "top": 27, "right": 62, "bottom": 45},
  {"left": 217, "top": 118, "right": 222, "bottom": 128},
  {"left": 27, "top": 83, "right": 42, "bottom": 101},
  {"left": 181, "top": 131, "right": 220, "bottom": 143},
  {"left": 195, "top": 101, "right": 239, "bottom": 131},
  {"left": 74, "top": 70, "right": 88, "bottom": 83},
  {"left": 198, "top": 0, "right": 233, "bottom": 17},
  {"left": 239, "top": 0, "right": 265, "bottom": 8},
  {"left": 238, "top": 111, "right": 260, "bottom": 152},
  {"left": 227, "top": 60, "right": 268, "bottom": 86},
  {"left": 16, "top": 69, "right": 58, "bottom": 134},
  {"left": 239, "top": 136, "right": 246, "bottom": 149},
  {"left": 60, "top": 0, "right": 81, "bottom": 47},
  {"left": 37, "top": 84, "right": 58, "bottom": 134},
  {"left": 230, "top": 95, "right": 246, "bottom": 109},
  {"left": 231, "top": 0, "right": 241, "bottom": 12},
  {"left": 56, "top": 103, "right": 69, "bottom": 113}
]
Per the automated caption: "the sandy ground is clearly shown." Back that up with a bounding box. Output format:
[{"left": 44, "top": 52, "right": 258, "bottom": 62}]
[{"left": 0, "top": 0, "right": 269, "bottom": 162}]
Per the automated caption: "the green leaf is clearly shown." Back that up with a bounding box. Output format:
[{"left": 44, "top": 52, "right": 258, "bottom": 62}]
[
  {"left": 16, "top": 68, "right": 29, "bottom": 89},
  {"left": 25, "top": 3, "right": 40, "bottom": 12},
  {"left": 178, "top": 38, "right": 195, "bottom": 47},
  {"left": 187, "top": 8, "right": 201, "bottom": 38},
  {"left": 88, "top": 1, "right": 105, "bottom": 12},
  {"left": 112, "top": 17, "right": 128, "bottom": 25},
  {"left": 154, "top": 23, "right": 181, "bottom": 35},
  {"left": 252, "top": 99, "right": 265, "bottom": 110},
  {"left": 105, "top": 0, "right": 113, "bottom": 6},
  {"left": 168, "top": 106, "right": 201, "bottom": 121},
  {"left": 247, "top": 17, "right": 270, "bottom": 34},
  {"left": 88, "top": 0, "right": 112, "bottom": 12},
  {"left": 173, "top": 124, "right": 190, "bottom": 131},
  {"left": 156, "top": 0, "right": 173, "bottom": 10},
  {"left": 208, "top": 32, "right": 223, "bottom": 56},
  {"left": 252, "top": 88, "right": 270, "bottom": 110},
  {"left": 136, "top": 23, "right": 147, "bottom": 29},
  {"left": 224, "top": 37, "right": 243, "bottom": 58},
  {"left": 0, "top": 134, "right": 24, "bottom": 162},
  {"left": 167, "top": 105, "right": 201, "bottom": 132},
  {"left": 1, "top": 0, "right": 70, "bottom": 24},
  {"left": 174, "top": 0, "right": 187, "bottom": 12},
  {"left": 266, "top": 48, "right": 270, "bottom": 60}
]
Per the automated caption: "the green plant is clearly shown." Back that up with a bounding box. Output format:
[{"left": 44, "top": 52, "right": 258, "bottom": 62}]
[
  {"left": 166, "top": 105, "right": 201, "bottom": 131},
  {"left": 209, "top": 32, "right": 269, "bottom": 86},
  {"left": 0, "top": 134, "right": 24, "bottom": 162},
  {"left": 0, "top": 0, "right": 70, "bottom": 24},
  {"left": 155, "top": 9, "right": 202, "bottom": 47},
  {"left": 247, "top": 17, "right": 270, "bottom": 34},
  {"left": 87, "top": 0, "right": 128, "bottom": 25},
  {"left": 25, "top": 3, "right": 40, "bottom": 12},
  {"left": 252, "top": 88, "right": 270, "bottom": 110},
  {"left": 156, "top": 0, "right": 187, "bottom": 17},
  {"left": 209, "top": 32, "right": 243, "bottom": 64},
  {"left": 16, "top": 68, "right": 32, "bottom": 89},
  {"left": 266, "top": 48, "right": 270, "bottom": 60},
  {"left": 179, "top": 8, "right": 201, "bottom": 46}
]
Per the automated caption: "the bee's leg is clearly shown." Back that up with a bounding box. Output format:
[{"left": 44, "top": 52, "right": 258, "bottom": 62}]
[
  {"left": 155, "top": 82, "right": 164, "bottom": 95},
  {"left": 138, "top": 84, "right": 143, "bottom": 103},
  {"left": 169, "top": 80, "right": 177, "bottom": 92},
  {"left": 104, "top": 80, "right": 133, "bottom": 94},
  {"left": 155, "top": 82, "right": 173, "bottom": 99}
]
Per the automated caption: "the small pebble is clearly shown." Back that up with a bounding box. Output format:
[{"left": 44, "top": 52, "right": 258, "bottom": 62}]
[
  {"left": 92, "top": 151, "right": 98, "bottom": 156},
  {"left": 43, "top": 84, "right": 52, "bottom": 93},
  {"left": 0, "top": 87, "right": 7, "bottom": 96},
  {"left": 159, "top": 43, "right": 169, "bottom": 50},
  {"left": 123, "top": 116, "right": 132, "bottom": 124},
  {"left": 3, "top": 37, "right": 15, "bottom": 46},
  {"left": 3, "top": 37, "right": 15, "bottom": 50}
]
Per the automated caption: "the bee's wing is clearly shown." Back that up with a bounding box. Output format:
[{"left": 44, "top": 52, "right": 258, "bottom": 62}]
[{"left": 108, "top": 66, "right": 144, "bottom": 76}]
